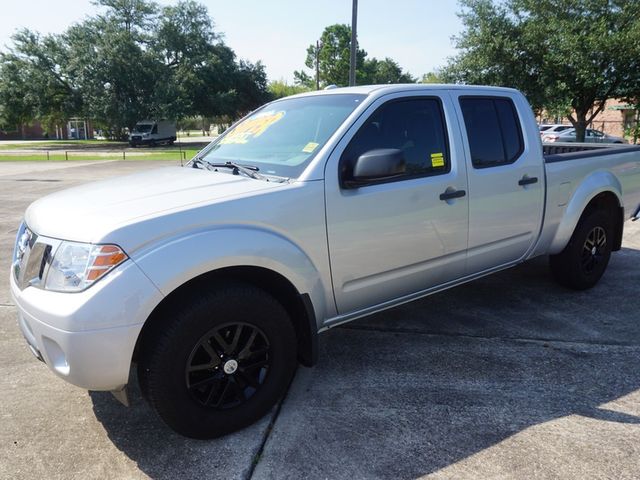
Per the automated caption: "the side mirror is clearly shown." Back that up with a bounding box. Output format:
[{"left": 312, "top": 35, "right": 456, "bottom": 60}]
[{"left": 346, "top": 148, "right": 406, "bottom": 188}]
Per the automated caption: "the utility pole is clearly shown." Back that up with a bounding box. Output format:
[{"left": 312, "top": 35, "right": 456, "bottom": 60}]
[
  {"left": 315, "top": 40, "right": 321, "bottom": 90},
  {"left": 349, "top": 0, "right": 358, "bottom": 86}
]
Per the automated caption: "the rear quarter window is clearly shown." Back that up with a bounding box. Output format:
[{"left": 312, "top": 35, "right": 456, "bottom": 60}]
[{"left": 459, "top": 96, "right": 524, "bottom": 168}]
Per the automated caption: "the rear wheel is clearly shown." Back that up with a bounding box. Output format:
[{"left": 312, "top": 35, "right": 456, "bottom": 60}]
[
  {"left": 138, "top": 282, "right": 297, "bottom": 438},
  {"left": 549, "top": 209, "right": 613, "bottom": 290}
]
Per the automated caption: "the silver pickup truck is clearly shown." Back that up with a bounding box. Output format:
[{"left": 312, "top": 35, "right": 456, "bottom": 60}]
[{"left": 10, "top": 85, "right": 640, "bottom": 438}]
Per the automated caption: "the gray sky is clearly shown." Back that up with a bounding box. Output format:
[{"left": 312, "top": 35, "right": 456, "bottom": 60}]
[{"left": 0, "top": 0, "right": 463, "bottom": 82}]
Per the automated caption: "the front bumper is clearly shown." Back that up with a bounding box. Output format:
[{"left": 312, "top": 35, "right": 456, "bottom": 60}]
[{"left": 10, "top": 260, "right": 163, "bottom": 391}]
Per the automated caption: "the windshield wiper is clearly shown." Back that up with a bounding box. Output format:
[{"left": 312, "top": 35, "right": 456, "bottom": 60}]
[
  {"left": 208, "top": 161, "right": 267, "bottom": 180},
  {"left": 190, "top": 158, "right": 288, "bottom": 182},
  {"left": 190, "top": 158, "right": 214, "bottom": 170}
]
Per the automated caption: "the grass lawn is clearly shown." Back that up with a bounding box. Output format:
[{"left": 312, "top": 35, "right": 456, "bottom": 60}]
[
  {"left": 0, "top": 140, "right": 126, "bottom": 150},
  {"left": 0, "top": 148, "right": 200, "bottom": 162}
]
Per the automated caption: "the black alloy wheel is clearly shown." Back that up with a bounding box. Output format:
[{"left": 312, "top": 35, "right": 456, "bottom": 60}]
[
  {"left": 185, "top": 322, "right": 271, "bottom": 410},
  {"left": 580, "top": 226, "right": 607, "bottom": 275},
  {"left": 138, "top": 281, "right": 297, "bottom": 439},
  {"left": 549, "top": 209, "right": 613, "bottom": 290}
]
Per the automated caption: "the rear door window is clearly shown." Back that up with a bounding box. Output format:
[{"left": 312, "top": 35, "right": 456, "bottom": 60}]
[{"left": 459, "top": 97, "right": 524, "bottom": 168}]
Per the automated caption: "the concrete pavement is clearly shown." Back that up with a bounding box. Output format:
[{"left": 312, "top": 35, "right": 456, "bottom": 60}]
[{"left": 1, "top": 160, "right": 639, "bottom": 479}]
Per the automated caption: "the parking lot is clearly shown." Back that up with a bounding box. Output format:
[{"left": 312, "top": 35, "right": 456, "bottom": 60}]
[{"left": 1, "top": 160, "right": 640, "bottom": 479}]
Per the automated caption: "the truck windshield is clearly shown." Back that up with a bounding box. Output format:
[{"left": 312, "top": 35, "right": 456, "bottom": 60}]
[
  {"left": 200, "top": 94, "right": 365, "bottom": 178},
  {"left": 134, "top": 124, "right": 153, "bottom": 133}
]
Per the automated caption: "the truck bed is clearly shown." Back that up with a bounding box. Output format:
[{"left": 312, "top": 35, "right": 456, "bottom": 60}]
[
  {"left": 543, "top": 142, "right": 640, "bottom": 159},
  {"left": 532, "top": 142, "right": 640, "bottom": 258}
]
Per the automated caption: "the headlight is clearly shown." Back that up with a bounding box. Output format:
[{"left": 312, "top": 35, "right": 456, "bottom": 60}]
[{"left": 45, "top": 242, "right": 127, "bottom": 292}]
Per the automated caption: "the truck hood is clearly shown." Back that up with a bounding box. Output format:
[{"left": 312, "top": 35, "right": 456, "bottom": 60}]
[{"left": 25, "top": 166, "right": 284, "bottom": 243}]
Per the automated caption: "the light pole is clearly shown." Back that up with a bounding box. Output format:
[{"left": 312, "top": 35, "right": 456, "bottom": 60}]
[
  {"left": 349, "top": 0, "right": 358, "bottom": 86},
  {"left": 315, "top": 40, "right": 322, "bottom": 90}
]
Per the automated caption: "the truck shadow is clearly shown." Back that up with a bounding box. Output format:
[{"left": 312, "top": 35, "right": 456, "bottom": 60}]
[{"left": 90, "top": 248, "right": 640, "bottom": 479}]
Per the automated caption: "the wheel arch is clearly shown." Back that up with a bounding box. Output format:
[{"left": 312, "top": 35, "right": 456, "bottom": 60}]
[
  {"left": 133, "top": 265, "right": 319, "bottom": 368},
  {"left": 549, "top": 172, "right": 624, "bottom": 254}
]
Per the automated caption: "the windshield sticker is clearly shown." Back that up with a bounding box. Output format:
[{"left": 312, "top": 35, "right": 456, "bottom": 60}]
[
  {"left": 430, "top": 152, "right": 445, "bottom": 168},
  {"left": 302, "top": 142, "right": 319, "bottom": 153},
  {"left": 220, "top": 111, "right": 285, "bottom": 145}
]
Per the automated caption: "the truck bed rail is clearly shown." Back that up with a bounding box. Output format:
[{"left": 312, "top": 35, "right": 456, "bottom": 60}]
[{"left": 544, "top": 143, "right": 640, "bottom": 163}]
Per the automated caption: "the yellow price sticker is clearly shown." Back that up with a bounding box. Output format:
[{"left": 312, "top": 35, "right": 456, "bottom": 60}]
[
  {"left": 220, "top": 111, "right": 285, "bottom": 145},
  {"left": 430, "top": 152, "right": 445, "bottom": 168},
  {"left": 302, "top": 142, "right": 319, "bottom": 153}
]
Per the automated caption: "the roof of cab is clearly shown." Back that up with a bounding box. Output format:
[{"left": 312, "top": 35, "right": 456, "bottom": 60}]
[{"left": 286, "top": 83, "right": 520, "bottom": 99}]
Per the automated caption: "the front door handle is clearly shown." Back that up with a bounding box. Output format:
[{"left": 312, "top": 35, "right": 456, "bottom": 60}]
[
  {"left": 518, "top": 176, "right": 538, "bottom": 186},
  {"left": 439, "top": 189, "right": 466, "bottom": 201}
]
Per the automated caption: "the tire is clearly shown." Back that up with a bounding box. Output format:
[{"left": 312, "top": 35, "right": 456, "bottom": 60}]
[
  {"left": 149, "top": 140, "right": 156, "bottom": 148},
  {"left": 549, "top": 209, "right": 613, "bottom": 290},
  {"left": 138, "top": 282, "right": 297, "bottom": 438}
]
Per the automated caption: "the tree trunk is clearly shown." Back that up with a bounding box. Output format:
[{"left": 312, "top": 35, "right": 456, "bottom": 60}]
[{"left": 572, "top": 111, "right": 588, "bottom": 142}]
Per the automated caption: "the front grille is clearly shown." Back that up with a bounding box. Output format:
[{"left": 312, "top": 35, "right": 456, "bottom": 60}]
[{"left": 13, "top": 225, "right": 53, "bottom": 290}]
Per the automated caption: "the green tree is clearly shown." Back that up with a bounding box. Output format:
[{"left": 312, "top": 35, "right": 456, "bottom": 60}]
[
  {"left": 153, "top": 1, "right": 269, "bottom": 120},
  {"left": 618, "top": 18, "right": 640, "bottom": 144},
  {"left": 231, "top": 60, "right": 270, "bottom": 114},
  {"left": 444, "top": 0, "right": 640, "bottom": 141},
  {"left": 293, "top": 70, "right": 315, "bottom": 89},
  {"left": 305, "top": 24, "right": 367, "bottom": 87},
  {"left": 0, "top": 55, "right": 37, "bottom": 135},
  {"left": 300, "top": 24, "right": 414, "bottom": 88},
  {"left": 0, "top": 30, "right": 79, "bottom": 138},
  {"left": 421, "top": 71, "right": 444, "bottom": 84},
  {"left": 93, "top": 0, "right": 157, "bottom": 34},
  {"left": 0, "top": 0, "right": 271, "bottom": 138},
  {"left": 360, "top": 57, "right": 415, "bottom": 84},
  {"left": 65, "top": 14, "right": 160, "bottom": 137},
  {"left": 268, "top": 80, "right": 311, "bottom": 99}
]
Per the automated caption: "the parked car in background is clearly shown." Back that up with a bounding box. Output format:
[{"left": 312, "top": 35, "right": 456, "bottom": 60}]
[
  {"left": 538, "top": 124, "right": 572, "bottom": 136},
  {"left": 543, "top": 128, "right": 626, "bottom": 143}
]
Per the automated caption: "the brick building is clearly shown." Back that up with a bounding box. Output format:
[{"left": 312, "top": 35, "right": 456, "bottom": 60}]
[
  {"left": 0, "top": 118, "right": 94, "bottom": 141},
  {"left": 537, "top": 99, "right": 639, "bottom": 143},
  {"left": 589, "top": 99, "right": 638, "bottom": 140},
  {"left": 0, "top": 121, "right": 46, "bottom": 140}
]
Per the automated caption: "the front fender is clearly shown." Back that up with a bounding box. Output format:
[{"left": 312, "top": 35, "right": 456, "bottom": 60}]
[
  {"left": 132, "top": 226, "right": 327, "bottom": 323},
  {"left": 549, "top": 170, "right": 622, "bottom": 254}
]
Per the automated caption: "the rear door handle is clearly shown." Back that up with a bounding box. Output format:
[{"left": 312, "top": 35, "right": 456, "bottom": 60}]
[
  {"left": 518, "top": 176, "right": 538, "bottom": 186},
  {"left": 439, "top": 189, "right": 466, "bottom": 201}
]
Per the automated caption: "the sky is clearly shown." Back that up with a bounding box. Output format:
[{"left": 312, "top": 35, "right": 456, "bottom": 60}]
[{"left": 0, "top": 0, "right": 463, "bottom": 82}]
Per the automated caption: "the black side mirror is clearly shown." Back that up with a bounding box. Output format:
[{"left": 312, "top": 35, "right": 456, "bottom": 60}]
[{"left": 345, "top": 148, "right": 406, "bottom": 188}]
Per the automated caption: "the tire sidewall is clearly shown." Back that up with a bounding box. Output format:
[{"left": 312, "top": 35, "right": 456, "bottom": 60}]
[
  {"left": 142, "top": 285, "right": 297, "bottom": 438},
  {"left": 558, "top": 210, "right": 613, "bottom": 289}
]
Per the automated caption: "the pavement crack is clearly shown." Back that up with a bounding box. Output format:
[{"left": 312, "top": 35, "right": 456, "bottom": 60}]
[
  {"left": 0, "top": 303, "right": 14, "bottom": 308},
  {"left": 245, "top": 371, "right": 294, "bottom": 480},
  {"left": 337, "top": 324, "right": 640, "bottom": 348}
]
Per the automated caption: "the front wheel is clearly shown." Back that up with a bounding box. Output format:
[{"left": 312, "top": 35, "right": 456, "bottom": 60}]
[
  {"left": 138, "top": 282, "right": 297, "bottom": 438},
  {"left": 549, "top": 209, "right": 613, "bottom": 290}
]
